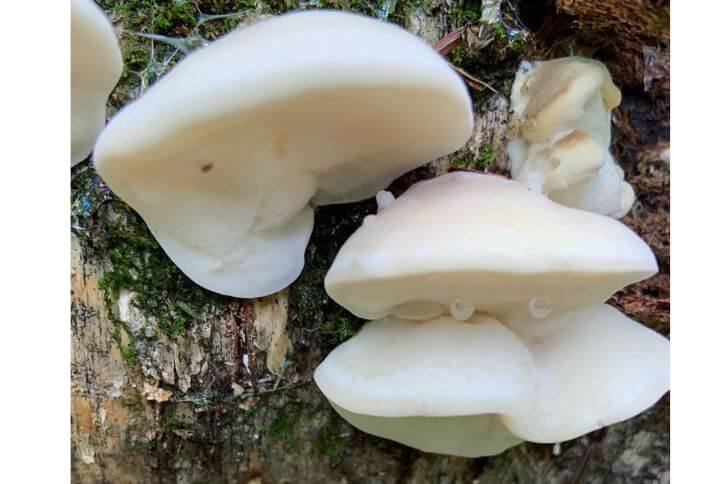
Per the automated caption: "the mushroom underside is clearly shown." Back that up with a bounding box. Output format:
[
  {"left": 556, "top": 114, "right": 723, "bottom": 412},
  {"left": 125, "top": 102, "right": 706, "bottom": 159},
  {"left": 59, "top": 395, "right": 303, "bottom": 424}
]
[
  {"left": 326, "top": 269, "right": 655, "bottom": 322},
  {"left": 332, "top": 404, "right": 524, "bottom": 458}
]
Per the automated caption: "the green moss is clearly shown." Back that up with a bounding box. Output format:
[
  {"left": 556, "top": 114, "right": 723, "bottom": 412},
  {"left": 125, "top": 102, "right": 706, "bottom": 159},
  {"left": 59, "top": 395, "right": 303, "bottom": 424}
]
[
  {"left": 449, "top": 0, "right": 481, "bottom": 28},
  {"left": 73, "top": 164, "right": 227, "bottom": 341},
  {"left": 509, "top": 36, "right": 527, "bottom": 54},
  {"left": 316, "top": 425, "right": 347, "bottom": 458},
  {"left": 152, "top": 1, "right": 197, "bottom": 32},
  {"left": 120, "top": 344, "right": 138, "bottom": 367},
  {"left": 479, "top": 144, "right": 498, "bottom": 170},
  {"left": 264, "top": 399, "right": 303, "bottom": 444},
  {"left": 493, "top": 24, "right": 507, "bottom": 42},
  {"left": 450, "top": 145, "right": 497, "bottom": 171},
  {"left": 164, "top": 416, "right": 193, "bottom": 430},
  {"left": 317, "top": 0, "right": 373, "bottom": 15}
]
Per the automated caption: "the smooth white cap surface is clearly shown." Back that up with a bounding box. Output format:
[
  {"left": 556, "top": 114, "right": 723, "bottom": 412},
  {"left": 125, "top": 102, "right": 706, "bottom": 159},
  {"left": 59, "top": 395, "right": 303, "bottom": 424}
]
[
  {"left": 325, "top": 172, "right": 657, "bottom": 321},
  {"left": 94, "top": 10, "right": 473, "bottom": 298},
  {"left": 71, "top": 0, "right": 122, "bottom": 165},
  {"left": 314, "top": 305, "right": 669, "bottom": 456}
]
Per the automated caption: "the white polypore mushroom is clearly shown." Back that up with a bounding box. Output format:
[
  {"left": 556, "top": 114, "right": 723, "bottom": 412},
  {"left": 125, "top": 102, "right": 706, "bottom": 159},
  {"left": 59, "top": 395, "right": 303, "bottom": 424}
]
[
  {"left": 71, "top": 0, "right": 122, "bottom": 165},
  {"left": 325, "top": 172, "right": 656, "bottom": 322},
  {"left": 508, "top": 56, "right": 633, "bottom": 218},
  {"left": 315, "top": 305, "right": 668, "bottom": 457},
  {"left": 94, "top": 10, "right": 473, "bottom": 298},
  {"left": 315, "top": 314, "right": 530, "bottom": 457}
]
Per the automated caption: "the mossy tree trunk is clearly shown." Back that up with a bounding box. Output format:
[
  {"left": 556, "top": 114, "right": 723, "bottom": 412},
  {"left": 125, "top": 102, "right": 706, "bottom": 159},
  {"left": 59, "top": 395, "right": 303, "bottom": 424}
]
[{"left": 72, "top": 1, "right": 670, "bottom": 482}]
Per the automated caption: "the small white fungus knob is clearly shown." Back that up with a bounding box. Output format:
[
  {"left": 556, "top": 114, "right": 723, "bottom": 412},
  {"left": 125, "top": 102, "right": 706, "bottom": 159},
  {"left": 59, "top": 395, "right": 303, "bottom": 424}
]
[{"left": 376, "top": 190, "right": 396, "bottom": 212}]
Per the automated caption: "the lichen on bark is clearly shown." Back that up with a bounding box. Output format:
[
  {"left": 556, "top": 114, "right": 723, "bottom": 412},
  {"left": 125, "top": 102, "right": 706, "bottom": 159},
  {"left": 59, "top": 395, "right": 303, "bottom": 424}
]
[{"left": 72, "top": 1, "right": 670, "bottom": 482}]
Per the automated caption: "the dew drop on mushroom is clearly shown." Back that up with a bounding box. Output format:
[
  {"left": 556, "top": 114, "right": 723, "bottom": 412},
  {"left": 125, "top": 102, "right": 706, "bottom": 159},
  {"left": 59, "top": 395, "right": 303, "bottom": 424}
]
[
  {"left": 529, "top": 297, "right": 552, "bottom": 319},
  {"left": 451, "top": 299, "right": 475, "bottom": 321}
]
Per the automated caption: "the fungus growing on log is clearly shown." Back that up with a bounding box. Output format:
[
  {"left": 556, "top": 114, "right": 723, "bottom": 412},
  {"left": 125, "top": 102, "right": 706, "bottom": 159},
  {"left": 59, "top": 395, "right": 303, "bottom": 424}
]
[
  {"left": 508, "top": 57, "right": 634, "bottom": 218},
  {"left": 94, "top": 10, "right": 473, "bottom": 298},
  {"left": 316, "top": 172, "right": 668, "bottom": 457},
  {"left": 71, "top": 0, "right": 122, "bottom": 165},
  {"left": 325, "top": 172, "right": 656, "bottom": 322}
]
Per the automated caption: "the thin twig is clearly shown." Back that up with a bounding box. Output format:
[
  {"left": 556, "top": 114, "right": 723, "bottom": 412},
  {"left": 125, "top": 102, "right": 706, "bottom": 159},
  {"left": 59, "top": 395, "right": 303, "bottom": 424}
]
[
  {"left": 432, "top": 26, "right": 466, "bottom": 55},
  {"left": 450, "top": 63, "right": 500, "bottom": 94}
]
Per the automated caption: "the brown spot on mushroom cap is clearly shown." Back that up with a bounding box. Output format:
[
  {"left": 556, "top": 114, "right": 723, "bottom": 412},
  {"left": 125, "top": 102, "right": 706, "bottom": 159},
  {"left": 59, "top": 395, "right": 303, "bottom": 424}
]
[
  {"left": 553, "top": 129, "right": 591, "bottom": 149},
  {"left": 200, "top": 163, "right": 214, "bottom": 173},
  {"left": 273, "top": 132, "right": 287, "bottom": 158},
  {"left": 521, "top": 60, "right": 579, "bottom": 121},
  {"left": 519, "top": 58, "right": 619, "bottom": 140}
]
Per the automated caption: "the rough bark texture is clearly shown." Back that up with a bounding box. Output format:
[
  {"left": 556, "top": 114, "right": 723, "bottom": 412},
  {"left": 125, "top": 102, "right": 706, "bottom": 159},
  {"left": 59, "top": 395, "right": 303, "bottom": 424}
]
[{"left": 71, "top": 1, "right": 670, "bottom": 482}]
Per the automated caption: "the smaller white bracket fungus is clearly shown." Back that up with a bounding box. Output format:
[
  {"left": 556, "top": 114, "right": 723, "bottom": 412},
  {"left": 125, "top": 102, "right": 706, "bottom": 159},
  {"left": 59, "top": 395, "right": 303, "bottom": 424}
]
[
  {"left": 94, "top": 10, "right": 473, "bottom": 298},
  {"left": 71, "top": 0, "right": 122, "bottom": 165},
  {"left": 325, "top": 172, "right": 657, "bottom": 322},
  {"left": 508, "top": 57, "right": 633, "bottom": 218},
  {"left": 314, "top": 305, "right": 669, "bottom": 457}
]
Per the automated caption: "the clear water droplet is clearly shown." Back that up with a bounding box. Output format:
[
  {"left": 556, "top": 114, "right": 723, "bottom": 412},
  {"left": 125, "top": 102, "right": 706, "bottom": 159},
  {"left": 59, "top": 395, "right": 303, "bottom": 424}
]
[
  {"left": 450, "top": 299, "right": 475, "bottom": 321},
  {"left": 529, "top": 297, "right": 552, "bottom": 319}
]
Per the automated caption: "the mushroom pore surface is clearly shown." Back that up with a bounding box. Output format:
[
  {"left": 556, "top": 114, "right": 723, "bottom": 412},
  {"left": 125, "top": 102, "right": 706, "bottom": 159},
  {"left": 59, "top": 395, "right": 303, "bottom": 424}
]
[
  {"left": 324, "top": 172, "right": 657, "bottom": 321},
  {"left": 93, "top": 10, "right": 473, "bottom": 298}
]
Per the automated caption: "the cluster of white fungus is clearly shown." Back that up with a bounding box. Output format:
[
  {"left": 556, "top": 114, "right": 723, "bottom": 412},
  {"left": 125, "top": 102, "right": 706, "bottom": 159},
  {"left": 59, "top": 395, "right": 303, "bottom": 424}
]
[
  {"left": 73, "top": 5, "right": 668, "bottom": 457},
  {"left": 507, "top": 57, "right": 634, "bottom": 218},
  {"left": 315, "top": 172, "right": 669, "bottom": 457}
]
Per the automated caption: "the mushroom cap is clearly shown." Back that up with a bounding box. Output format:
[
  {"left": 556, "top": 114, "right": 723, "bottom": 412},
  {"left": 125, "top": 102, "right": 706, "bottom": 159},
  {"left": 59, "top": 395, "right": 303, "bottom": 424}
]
[
  {"left": 512, "top": 57, "right": 621, "bottom": 146},
  {"left": 514, "top": 129, "right": 606, "bottom": 194},
  {"left": 325, "top": 172, "right": 657, "bottom": 321},
  {"left": 71, "top": 0, "right": 122, "bottom": 165},
  {"left": 314, "top": 304, "right": 669, "bottom": 454},
  {"left": 315, "top": 314, "right": 534, "bottom": 418},
  {"left": 549, "top": 153, "right": 635, "bottom": 218},
  {"left": 94, "top": 10, "right": 472, "bottom": 298},
  {"left": 503, "top": 304, "right": 669, "bottom": 442}
]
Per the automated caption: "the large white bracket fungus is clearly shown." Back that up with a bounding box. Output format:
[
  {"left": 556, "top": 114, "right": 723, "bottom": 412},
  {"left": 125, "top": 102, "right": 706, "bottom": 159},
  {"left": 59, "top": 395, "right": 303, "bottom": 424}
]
[
  {"left": 71, "top": 0, "right": 122, "bottom": 165},
  {"left": 325, "top": 172, "right": 656, "bottom": 322},
  {"left": 94, "top": 11, "right": 473, "bottom": 298},
  {"left": 315, "top": 306, "right": 669, "bottom": 457},
  {"left": 317, "top": 172, "right": 668, "bottom": 457},
  {"left": 507, "top": 57, "right": 634, "bottom": 218}
]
